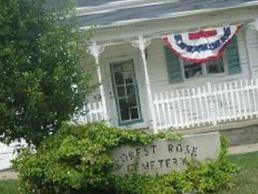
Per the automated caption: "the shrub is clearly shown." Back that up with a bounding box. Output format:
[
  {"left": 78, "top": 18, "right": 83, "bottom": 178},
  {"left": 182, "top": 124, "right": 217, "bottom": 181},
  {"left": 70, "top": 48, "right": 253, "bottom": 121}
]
[{"left": 13, "top": 123, "right": 237, "bottom": 194}]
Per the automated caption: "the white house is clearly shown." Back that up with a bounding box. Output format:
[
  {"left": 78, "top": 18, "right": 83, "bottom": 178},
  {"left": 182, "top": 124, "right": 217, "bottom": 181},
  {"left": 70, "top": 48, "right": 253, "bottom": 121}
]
[
  {"left": 77, "top": 0, "right": 258, "bottom": 133},
  {"left": 1, "top": 0, "right": 258, "bottom": 172}
]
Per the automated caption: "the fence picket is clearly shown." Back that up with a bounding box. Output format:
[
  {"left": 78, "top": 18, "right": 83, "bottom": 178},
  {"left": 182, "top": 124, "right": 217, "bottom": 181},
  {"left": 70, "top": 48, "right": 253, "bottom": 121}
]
[
  {"left": 181, "top": 89, "right": 188, "bottom": 128},
  {"left": 219, "top": 84, "right": 225, "bottom": 122},
  {"left": 245, "top": 80, "right": 252, "bottom": 117},
  {"left": 224, "top": 82, "right": 230, "bottom": 121},
  {"left": 187, "top": 89, "right": 193, "bottom": 127},
  {"left": 176, "top": 90, "right": 183, "bottom": 128},
  {"left": 241, "top": 80, "right": 248, "bottom": 119},
  {"left": 203, "top": 85, "right": 210, "bottom": 123},
  {"left": 171, "top": 91, "right": 178, "bottom": 129},
  {"left": 160, "top": 93, "right": 167, "bottom": 128},
  {"left": 213, "top": 84, "right": 220, "bottom": 123},
  {"left": 256, "top": 79, "right": 258, "bottom": 116},
  {"left": 229, "top": 82, "right": 236, "bottom": 121},
  {"left": 197, "top": 87, "right": 204, "bottom": 124},
  {"left": 235, "top": 81, "right": 241, "bottom": 119},
  {"left": 252, "top": 79, "right": 258, "bottom": 116},
  {"left": 155, "top": 94, "right": 161, "bottom": 128},
  {"left": 192, "top": 88, "right": 199, "bottom": 127},
  {"left": 166, "top": 92, "right": 172, "bottom": 127}
]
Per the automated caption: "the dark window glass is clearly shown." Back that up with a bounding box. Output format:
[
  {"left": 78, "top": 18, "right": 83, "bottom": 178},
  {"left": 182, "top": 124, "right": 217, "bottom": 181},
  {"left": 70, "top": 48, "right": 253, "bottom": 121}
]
[
  {"left": 126, "top": 85, "right": 135, "bottom": 96},
  {"left": 119, "top": 99, "right": 127, "bottom": 110},
  {"left": 121, "top": 109, "right": 130, "bottom": 121},
  {"left": 117, "top": 86, "right": 125, "bottom": 97},
  {"left": 183, "top": 55, "right": 225, "bottom": 79},
  {"left": 124, "top": 72, "right": 133, "bottom": 84},
  {"left": 128, "top": 96, "right": 137, "bottom": 107},
  {"left": 206, "top": 57, "right": 224, "bottom": 74},
  {"left": 184, "top": 63, "right": 203, "bottom": 79},
  {"left": 113, "top": 65, "right": 123, "bottom": 72},
  {"left": 114, "top": 72, "right": 124, "bottom": 85},
  {"left": 130, "top": 108, "right": 139, "bottom": 119}
]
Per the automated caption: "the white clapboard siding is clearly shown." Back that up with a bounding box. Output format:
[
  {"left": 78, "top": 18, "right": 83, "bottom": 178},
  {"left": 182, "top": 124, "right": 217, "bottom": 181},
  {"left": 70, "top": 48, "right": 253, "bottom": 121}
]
[
  {"left": 153, "top": 79, "right": 258, "bottom": 130},
  {"left": 75, "top": 102, "right": 106, "bottom": 124}
]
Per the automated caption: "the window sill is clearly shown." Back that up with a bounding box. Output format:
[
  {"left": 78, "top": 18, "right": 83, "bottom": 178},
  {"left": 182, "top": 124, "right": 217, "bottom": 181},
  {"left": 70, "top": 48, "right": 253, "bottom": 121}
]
[
  {"left": 184, "top": 72, "right": 227, "bottom": 81},
  {"left": 168, "top": 72, "right": 244, "bottom": 90}
]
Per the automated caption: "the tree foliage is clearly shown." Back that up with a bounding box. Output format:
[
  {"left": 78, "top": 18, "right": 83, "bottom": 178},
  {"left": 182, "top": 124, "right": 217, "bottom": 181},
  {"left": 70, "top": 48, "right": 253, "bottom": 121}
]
[{"left": 0, "top": 0, "right": 94, "bottom": 145}]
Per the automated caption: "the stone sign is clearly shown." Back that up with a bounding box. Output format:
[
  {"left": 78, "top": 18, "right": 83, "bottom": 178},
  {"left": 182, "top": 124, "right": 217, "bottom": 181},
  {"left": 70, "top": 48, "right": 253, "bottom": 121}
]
[{"left": 111, "top": 132, "right": 220, "bottom": 176}]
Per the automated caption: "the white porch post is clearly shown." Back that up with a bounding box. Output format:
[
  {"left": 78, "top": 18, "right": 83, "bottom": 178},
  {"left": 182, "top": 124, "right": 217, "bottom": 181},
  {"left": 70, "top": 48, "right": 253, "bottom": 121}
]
[
  {"left": 132, "top": 35, "right": 157, "bottom": 133},
  {"left": 88, "top": 42, "right": 109, "bottom": 123}
]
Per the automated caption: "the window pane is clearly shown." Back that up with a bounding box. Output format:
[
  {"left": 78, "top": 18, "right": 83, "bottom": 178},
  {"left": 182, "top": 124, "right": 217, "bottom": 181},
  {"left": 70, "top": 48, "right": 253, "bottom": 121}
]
[
  {"left": 117, "top": 86, "right": 125, "bottom": 97},
  {"left": 119, "top": 99, "right": 130, "bottom": 121},
  {"left": 130, "top": 108, "right": 139, "bottom": 119},
  {"left": 124, "top": 72, "right": 133, "bottom": 84},
  {"left": 126, "top": 85, "right": 136, "bottom": 96},
  {"left": 123, "top": 62, "right": 132, "bottom": 71},
  {"left": 113, "top": 64, "right": 123, "bottom": 72},
  {"left": 184, "top": 62, "right": 203, "bottom": 79},
  {"left": 121, "top": 109, "right": 130, "bottom": 121},
  {"left": 119, "top": 99, "right": 127, "bottom": 111},
  {"left": 128, "top": 96, "right": 137, "bottom": 107},
  {"left": 206, "top": 57, "right": 224, "bottom": 74},
  {"left": 114, "top": 72, "right": 124, "bottom": 85}
]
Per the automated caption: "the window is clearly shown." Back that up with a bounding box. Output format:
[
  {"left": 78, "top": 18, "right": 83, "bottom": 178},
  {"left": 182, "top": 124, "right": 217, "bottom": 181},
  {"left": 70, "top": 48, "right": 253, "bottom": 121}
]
[
  {"left": 164, "top": 35, "right": 241, "bottom": 84},
  {"left": 182, "top": 56, "right": 225, "bottom": 79}
]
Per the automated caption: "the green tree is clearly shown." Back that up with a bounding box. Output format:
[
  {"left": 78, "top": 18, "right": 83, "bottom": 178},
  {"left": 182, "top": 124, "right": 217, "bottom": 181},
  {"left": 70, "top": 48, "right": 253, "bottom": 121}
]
[{"left": 0, "top": 0, "right": 94, "bottom": 146}]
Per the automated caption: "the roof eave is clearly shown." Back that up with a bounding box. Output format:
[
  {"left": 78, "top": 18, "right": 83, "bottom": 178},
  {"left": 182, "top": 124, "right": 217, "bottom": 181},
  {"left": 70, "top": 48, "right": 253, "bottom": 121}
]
[{"left": 79, "top": 1, "right": 258, "bottom": 30}]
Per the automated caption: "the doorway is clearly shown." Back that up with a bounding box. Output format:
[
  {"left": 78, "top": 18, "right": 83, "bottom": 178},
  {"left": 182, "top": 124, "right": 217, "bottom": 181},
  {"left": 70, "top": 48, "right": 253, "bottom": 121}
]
[{"left": 110, "top": 59, "right": 142, "bottom": 125}]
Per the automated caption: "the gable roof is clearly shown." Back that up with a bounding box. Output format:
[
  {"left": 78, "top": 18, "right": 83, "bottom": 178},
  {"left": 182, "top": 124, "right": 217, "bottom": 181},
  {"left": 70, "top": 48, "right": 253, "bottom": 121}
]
[{"left": 76, "top": 0, "right": 258, "bottom": 28}]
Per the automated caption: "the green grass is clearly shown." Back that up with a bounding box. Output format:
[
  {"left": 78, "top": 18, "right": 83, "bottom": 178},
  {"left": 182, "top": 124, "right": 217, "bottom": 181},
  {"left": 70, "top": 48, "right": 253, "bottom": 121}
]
[
  {"left": 219, "top": 151, "right": 258, "bottom": 194},
  {"left": 1, "top": 152, "right": 258, "bottom": 194},
  {"left": 0, "top": 180, "right": 18, "bottom": 194}
]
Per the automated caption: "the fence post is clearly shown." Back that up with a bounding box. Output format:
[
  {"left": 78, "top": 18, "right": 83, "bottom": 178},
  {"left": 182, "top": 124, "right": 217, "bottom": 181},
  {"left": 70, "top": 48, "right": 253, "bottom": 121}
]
[{"left": 207, "top": 82, "right": 217, "bottom": 125}]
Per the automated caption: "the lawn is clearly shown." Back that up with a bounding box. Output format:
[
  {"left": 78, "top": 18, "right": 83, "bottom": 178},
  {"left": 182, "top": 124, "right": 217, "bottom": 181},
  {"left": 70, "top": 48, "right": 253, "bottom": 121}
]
[
  {"left": 0, "top": 152, "right": 258, "bottom": 194},
  {"left": 0, "top": 179, "right": 18, "bottom": 194},
  {"left": 220, "top": 151, "right": 258, "bottom": 194}
]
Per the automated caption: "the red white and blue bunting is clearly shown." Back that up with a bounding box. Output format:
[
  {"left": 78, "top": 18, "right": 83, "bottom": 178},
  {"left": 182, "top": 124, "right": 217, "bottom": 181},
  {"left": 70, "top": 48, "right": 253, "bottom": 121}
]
[{"left": 163, "top": 25, "right": 241, "bottom": 63}]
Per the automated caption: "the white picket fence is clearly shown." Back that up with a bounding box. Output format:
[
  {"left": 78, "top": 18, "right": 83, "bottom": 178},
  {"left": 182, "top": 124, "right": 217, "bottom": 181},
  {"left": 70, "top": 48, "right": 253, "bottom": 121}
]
[
  {"left": 75, "top": 79, "right": 258, "bottom": 131},
  {"left": 75, "top": 102, "right": 106, "bottom": 124},
  {"left": 153, "top": 79, "right": 258, "bottom": 130}
]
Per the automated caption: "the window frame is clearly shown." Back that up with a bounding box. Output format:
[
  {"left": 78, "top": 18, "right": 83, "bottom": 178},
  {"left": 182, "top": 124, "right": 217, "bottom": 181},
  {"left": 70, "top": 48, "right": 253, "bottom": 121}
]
[{"left": 180, "top": 53, "right": 229, "bottom": 81}]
